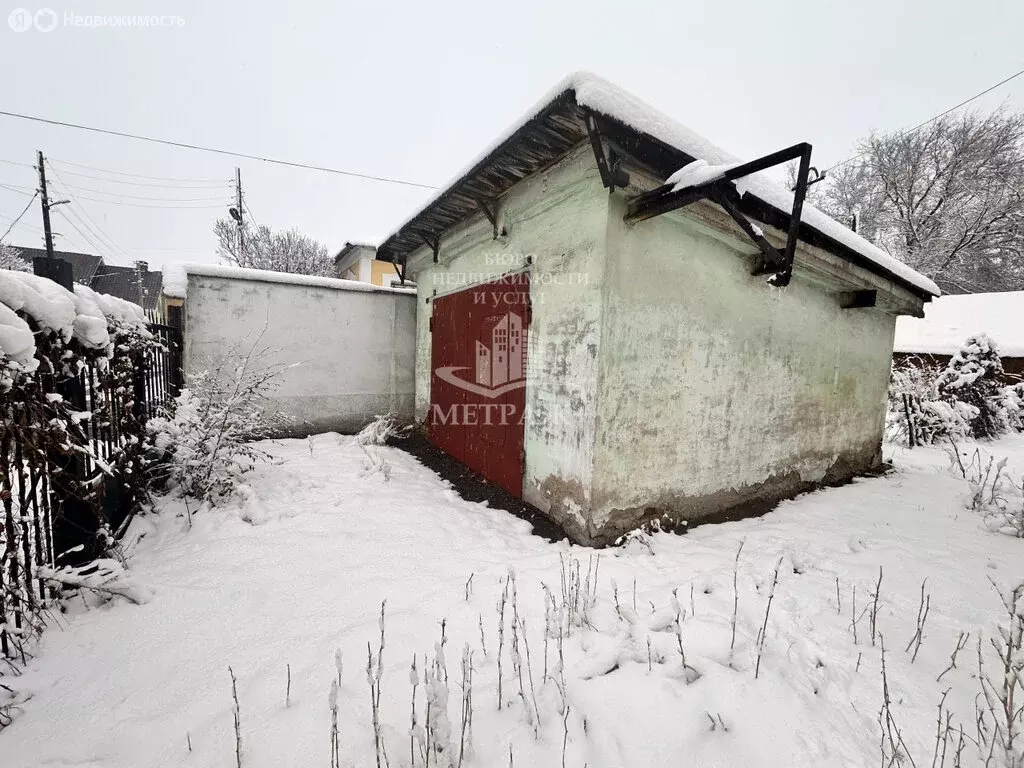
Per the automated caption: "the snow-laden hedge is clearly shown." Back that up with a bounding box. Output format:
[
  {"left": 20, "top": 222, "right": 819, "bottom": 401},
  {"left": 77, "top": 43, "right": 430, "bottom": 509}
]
[
  {"left": 0, "top": 268, "right": 148, "bottom": 388},
  {"left": 1, "top": 269, "right": 160, "bottom": 690},
  {"left": 889, "top": 334, "right": 1023, "bottom": 446}
]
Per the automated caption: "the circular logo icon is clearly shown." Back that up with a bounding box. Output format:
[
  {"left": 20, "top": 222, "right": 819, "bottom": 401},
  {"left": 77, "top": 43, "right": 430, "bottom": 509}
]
[
  {"left": 34, "top": 8, "right": 57, "bottom": 32},
  {"left": 8, "top": 8, "right": 33, "bottom": 32}
]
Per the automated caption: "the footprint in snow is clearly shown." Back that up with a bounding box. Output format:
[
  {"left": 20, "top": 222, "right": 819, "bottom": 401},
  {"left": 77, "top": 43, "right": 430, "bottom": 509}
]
[{"left": 847, "top": 536, "right": 868, "bottom": 553}]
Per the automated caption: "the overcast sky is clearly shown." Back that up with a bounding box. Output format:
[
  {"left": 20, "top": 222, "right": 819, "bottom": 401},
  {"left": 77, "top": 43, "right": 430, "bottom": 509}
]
[{"left": 1, "top": 0, "right": 1022, "bottom": 271}]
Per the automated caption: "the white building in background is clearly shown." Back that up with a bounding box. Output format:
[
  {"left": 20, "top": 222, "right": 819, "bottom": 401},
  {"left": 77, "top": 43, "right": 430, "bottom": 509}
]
[{"left": 332, "top": 242, "right": 403, "bottom": 287}]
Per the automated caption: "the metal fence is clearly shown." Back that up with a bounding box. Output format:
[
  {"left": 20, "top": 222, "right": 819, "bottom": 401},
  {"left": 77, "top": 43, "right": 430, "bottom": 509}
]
[{"left": 1, "top": 321, "right": 181, "bottom": 662}]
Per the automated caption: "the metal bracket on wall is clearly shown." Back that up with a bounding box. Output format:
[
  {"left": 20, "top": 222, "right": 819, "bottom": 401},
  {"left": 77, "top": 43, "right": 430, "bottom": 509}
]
[
  {"left": 839, "top": 290, "right": 877, "bottom": 309},
  {"left": 476, "top": 198, "right": 506, "bottom": 239},
  {"left": 418, "top": 233, "right": 441, "bottom": 264},
  {"left": 585, "top": 111, "right": 630, "bottom": 192},
  {"left": 624, "top": 142, "right": 814, "bottom": 287}
]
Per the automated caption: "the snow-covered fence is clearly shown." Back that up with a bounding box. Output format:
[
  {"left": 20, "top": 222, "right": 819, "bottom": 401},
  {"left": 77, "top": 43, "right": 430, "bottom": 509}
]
[
  {"left": 0, "top": 268, "right": 176, "bottom": 665},
  {"left": 165, "top": 265, "right": 416, "bottom": 435}
]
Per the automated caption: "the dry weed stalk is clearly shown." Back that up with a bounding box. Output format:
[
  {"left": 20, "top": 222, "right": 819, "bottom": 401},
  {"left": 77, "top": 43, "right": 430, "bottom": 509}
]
[
  {"left": 937, "top": 631, "right": 969, "bottom": 683},
  {"left": 878, "top": 635, "right": 916, "bottom": 768},
  {"left": 228, "top": 666, "right": 242, "bottom": 768},
  {"left": 730, "top": 540, "right": 745, "bottom": 657},
  {"left": 905, "top": 580, "right": 932, "bottom": 663},
  {"left": 975, "top": 580, "right": 1024, "bottom": 766},
  {"left": 870, "top": 567, "right": 883, "bottom": 646},
  {"left": 754, "top": 556, "right": 783, "bottom": 679}
]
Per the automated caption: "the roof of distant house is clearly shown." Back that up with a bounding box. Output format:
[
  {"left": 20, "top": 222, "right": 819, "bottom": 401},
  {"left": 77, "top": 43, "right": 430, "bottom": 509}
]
[
  {"left": 90, "top": 265, "right": 163, "bottom": 313},
  {"left": 376, "top": 71, "right": 938, "bottom": 300},
  {"left": 894, "top": 291, "right": 1024, "bottom": 357},
  {"left": 9, "top": 246, "right": 103, "bottom": 284}
]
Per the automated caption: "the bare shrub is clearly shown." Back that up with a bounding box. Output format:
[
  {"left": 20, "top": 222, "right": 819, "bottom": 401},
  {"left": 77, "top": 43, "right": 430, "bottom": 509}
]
[{"left": 147, "top": 346, "right": 286, "bottom": 504}]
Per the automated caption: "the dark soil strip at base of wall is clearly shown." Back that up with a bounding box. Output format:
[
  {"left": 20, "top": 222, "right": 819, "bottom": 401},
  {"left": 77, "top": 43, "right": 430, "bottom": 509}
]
[
  {"left": 393, "top": 433, "right": 568, "bottom": 544},
  {"left": 393, "top": 432, "right": 893, "bottom": 548}
]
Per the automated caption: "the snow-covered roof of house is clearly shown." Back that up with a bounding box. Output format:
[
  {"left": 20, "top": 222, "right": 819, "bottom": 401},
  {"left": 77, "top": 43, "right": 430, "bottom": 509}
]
[
  {"left": 161, "top": 263, "right": 415, "bottom": 299},
  {"left": 376, "top": 71, "right": 938, "bottom": 299},
  {"left": 894, "top": 291, "right": 1024, "bottom": 357}
]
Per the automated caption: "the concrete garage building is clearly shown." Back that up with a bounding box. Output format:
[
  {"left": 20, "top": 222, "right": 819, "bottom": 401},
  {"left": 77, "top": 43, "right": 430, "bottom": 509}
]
[{"left": 377, "top": 73, "right": 939, "bottom": 545}]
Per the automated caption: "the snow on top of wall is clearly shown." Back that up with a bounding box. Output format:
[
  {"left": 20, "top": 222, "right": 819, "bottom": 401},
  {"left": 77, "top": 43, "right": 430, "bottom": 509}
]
[
  {"left": 0, "top": 269, "right": 147, "bottom": 366},
  {"left": 162, "top": 263, "right": 417, "bottom": 298},
  {"left": 893, "top": 290, "right": 1024, "bottom": 357},
  {"left": 381, "top": 71, "right": 939, "bottom": 297}
]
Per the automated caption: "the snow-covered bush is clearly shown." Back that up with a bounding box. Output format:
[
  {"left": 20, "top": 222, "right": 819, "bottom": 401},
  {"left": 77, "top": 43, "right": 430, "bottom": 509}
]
[
  {"left": 887, "top": 356, "right": 974, "bottom": 445},
  {"left": 936, "top": 335, "right": 1014, "bottom": 439},
  {"left": 148, "top": 353, "right": 285, "bottom": 504},
  {"left": 888, "top": 339, "right": 1022, "bottom": 445}
]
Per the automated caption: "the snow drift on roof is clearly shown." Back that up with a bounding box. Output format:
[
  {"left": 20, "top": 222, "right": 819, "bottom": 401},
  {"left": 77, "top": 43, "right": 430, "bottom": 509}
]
[
  {"left": 162, "top": 263, "right": 417, "bottom": 298},
  {"left": 380, "top": 71, "right": 939, "bottom": 298},
  {"left": 894, "top": 291, "right": 1024, "bottom": 357}
]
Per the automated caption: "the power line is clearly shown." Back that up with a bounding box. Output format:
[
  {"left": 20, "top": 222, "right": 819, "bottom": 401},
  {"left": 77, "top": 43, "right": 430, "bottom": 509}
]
[
  {"left": 0, "top": 182, "right": 36, "bottom": 196},
  {"left": 0, "top": 191, "right": 39, "bottom": 244},
  {"left": 822, "top": 67, "right": 1024, "bottom": 175},
  {"left": 0, "top": 109, "right": 439, "bottom": 190},
  {"left": 49, "top": 157, "right": 235, "bottom": 184},
  {"left": 52, "top": 206, "right": 123, "bottom": 265},
  {"left": 46, "top": 162, "right": 133, "bottom": 265},
  {"left": 0, "top": 158, "right": 35, "bottom": 170},
  {"left": 55, "top": 181, "right": 233, "bottom": 203},
  {"left": 57, "top": 195, "right": 228, "bottom": 210},
  {"left": 47, "top": 167, "right": 233, "bottom": 190}
]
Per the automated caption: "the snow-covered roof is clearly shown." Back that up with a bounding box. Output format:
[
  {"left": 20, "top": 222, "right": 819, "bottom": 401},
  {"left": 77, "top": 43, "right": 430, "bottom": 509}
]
[
  {"left": 894, "top": 291, "right": 1024, "bottom": 357},
  {"left": 162, "top": 263, "right": 416, "bottom": 299},
  {"left": 377, "top": 71, "right": 939, "bottom": 299}
]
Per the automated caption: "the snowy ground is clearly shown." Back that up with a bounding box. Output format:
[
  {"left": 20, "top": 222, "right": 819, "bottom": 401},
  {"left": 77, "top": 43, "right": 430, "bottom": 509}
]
[{"left": 3, "top": 433, "right": 1024, "bottom": 768}]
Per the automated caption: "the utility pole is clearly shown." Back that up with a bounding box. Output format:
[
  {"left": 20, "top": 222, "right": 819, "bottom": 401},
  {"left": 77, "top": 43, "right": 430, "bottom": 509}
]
[
  {"left": 235, "top": 167, "right": 244, "bottom": 261},
  {"left": 37, "top": 150, "right": 55, "bottom": 259}
]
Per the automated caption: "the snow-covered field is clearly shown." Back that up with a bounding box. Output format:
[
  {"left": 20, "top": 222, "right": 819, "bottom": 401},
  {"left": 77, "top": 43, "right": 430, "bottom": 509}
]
[{"left": 3, "top": 433, "right": 1024, "bottom": 768}]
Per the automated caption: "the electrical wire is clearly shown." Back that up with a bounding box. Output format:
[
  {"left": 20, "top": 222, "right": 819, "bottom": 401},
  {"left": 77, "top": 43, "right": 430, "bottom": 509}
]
[
  {"left": 0, "top": 191, "right": 39, "bottom": 244},
  {"left": 46, "top": 162, "right": 133, "bottom": 265},
  {"left": 51, "top": 205, "right": 123, "bottom": 264},
  {"left": 44, "top": 165, "right": 232, "bottom": 188},
  {"left": 0, "top": 182, "right": 36, "bottom": 196},
  {"left": 821, "top": 67, "right": 1024, "bottom": 176},
  {"left": 0, "top": 110, "right": 438, "bottom": 189},
  {"left": 0, "top": 158, "right": 35, "bottom": 169},
  {"left": 55, "top": 181, "right": 234, "bottom": 203},
  {"left": 48, "top": 157, "right": 236, "bottom": 184}
]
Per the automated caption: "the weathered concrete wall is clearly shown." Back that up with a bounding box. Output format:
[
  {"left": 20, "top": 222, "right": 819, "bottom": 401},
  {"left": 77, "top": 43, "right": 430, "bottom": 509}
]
[
  {"left": 183, "top": 272, "right": 415, "bottom": 435},
  {"left": 408, "top": 146, "right": 610, "bottom": 541},
  {"left": 584, "top": 195, "right": 899, "bottom": 542}
]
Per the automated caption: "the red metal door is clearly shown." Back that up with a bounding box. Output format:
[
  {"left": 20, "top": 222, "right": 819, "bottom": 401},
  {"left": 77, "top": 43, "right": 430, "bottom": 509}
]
[{"left": 429, "top": 273, "right": 530, "bottom": 496}]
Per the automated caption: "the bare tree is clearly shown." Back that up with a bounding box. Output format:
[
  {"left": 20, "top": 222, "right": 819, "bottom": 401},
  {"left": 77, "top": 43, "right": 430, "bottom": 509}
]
[
  {"left": 0, "top": 244, "right": 30, "bottom": 272},
  {"left": 214, "top": 219, "right": 333, "bottom": 277},
  {"left": 818, "top": 109, "right": 1024, "bottom": 293}
]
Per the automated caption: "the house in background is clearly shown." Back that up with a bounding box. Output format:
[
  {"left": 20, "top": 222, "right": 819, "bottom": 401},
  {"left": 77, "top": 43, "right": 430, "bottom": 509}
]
[
  {"left": 894, "top": 290, "right": 1024, "bottom": 379},
  {"left": 8, "top": 246, "right": 103, "bottom": 285},
  {"left": 376, "top": 72, "right": 938, "bottom": 546},
  {"left": 9, "top": 246, "right": 164, "bottom": 319},
  {"left": 332, "top": 242, "right": 403, "bottom": 287}
]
